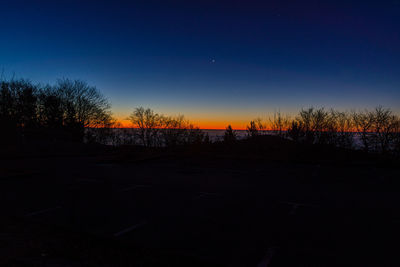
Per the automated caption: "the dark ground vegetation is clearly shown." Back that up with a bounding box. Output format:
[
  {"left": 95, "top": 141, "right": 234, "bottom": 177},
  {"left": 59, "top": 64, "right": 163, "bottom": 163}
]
[{"left": 1, "top": 136, "right": 400, "bottom": 266}]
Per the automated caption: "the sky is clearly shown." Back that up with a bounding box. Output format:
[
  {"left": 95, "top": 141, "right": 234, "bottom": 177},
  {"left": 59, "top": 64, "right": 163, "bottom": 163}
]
[{"left": 1, "top": 0, "right": 399, "bottom": 129}]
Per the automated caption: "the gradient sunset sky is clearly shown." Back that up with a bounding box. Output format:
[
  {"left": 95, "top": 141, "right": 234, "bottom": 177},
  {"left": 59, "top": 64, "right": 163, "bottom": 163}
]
[{"left": 1, "top": 0, "right": 399, "bottom": 129}]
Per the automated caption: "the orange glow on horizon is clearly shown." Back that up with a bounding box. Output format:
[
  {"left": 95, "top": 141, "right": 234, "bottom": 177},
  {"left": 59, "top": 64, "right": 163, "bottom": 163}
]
[
  {"left": 112, "top": 115, "right": 368, "bottom": 132},
  {"left": 114, "top": 118, "right": 278, "bottom": 130},
  {"left": 114, "top": 119, "right": 248, "bottom": 130}
]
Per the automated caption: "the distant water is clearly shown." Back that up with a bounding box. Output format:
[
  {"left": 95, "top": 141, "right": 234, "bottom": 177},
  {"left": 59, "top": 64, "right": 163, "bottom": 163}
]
[
  {"left": 203, "top": 129, "right": 280, "bottom": 141},
  {"left": 203, "top": 129, "right": 247, "bottom": 142},
  {"left": 86, "top": 128, "right": 249, "bottom": 145},
  {"left": 87, "top": 128, "right": 366, "bottom": 149}
]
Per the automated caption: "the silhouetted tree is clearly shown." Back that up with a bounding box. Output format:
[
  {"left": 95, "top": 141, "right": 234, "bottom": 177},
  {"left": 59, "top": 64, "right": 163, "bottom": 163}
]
[
  {"left": 0, "top": 79, "right": 38, "bottom": 143},
  {"left": 16, "top": 81, "right": 38, "bottom": 129},
  {"left": 295, "top": 107, "right": 337, "bottom": 145},
  {"left": 311, "top": 108, "right": 331, "bottom": 145},
  {"left": 224, "top": 125, "right": 237, "bottom": 143},
  {"left": 331, "top": 110, "right": 354, "bottom": 149},
  {"left": 184, "top": 124, "right": 205, "bottom": 145},
  {"left": 246, "top": 120, "right": 258, "bottom": 138},
  {"left": 369, "top": 106, "right": 398, "bottom": 153},
  {"left": 37, "top": 86, "right": 64, "bottom": 129},
  {"left": 254, "top": 118, "right": 266, "bottom": 135},
  {"left": 128, "top": 107, "right": 162, "bottom": 147},
  {"left": 297, "top": 108, "right": 315, "bottom": 144},
  {"left": 352, "top": 110, "right": 374, "bottom": 152},
  {"left": 287, "top": 121, "right": 303, "bottom": 142},
  {"left": 204, "top": 133, "right": 211, "bottom": 144},
  {"left": 393, "top": 117, "right": 400, "bottom": 156},
  {"left": 128, "top": 107, "right": 206, "bottom": 147},
  {"left": 54, "top": 79, "right": 113, "bottom": 141},
  {"left": 161, "top": 115, "right": 187, "bottom": 147},
  {"left": 0, "top": 80, "right": 18, "bottom": 144},
  {"left": 270, "top": 111, "right": 290, "bottom": 137},
  {"left": 0, "top": 77, "right": 113, "bottom": 145}
]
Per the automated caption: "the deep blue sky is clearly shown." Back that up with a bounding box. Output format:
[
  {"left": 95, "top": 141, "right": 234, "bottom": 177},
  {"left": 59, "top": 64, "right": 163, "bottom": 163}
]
[{"left": 1, "top": 0, "right": 399, "bottom": 127}]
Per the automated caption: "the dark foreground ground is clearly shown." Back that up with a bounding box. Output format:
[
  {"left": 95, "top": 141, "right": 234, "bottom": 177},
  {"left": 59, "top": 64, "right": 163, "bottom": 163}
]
[{"left": 1, "top": 137, "right": 400, "bottom": 266}]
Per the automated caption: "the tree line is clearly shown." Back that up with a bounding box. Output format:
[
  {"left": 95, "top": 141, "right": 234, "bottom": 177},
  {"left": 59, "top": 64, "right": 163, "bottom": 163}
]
[
  {"left": 91, "top": 107, "right": 208, "bottom": 147},
  {"left": 0, "top": 78, "right": 207, "bottom": 147},
  {"left": 225, "top": 107, "right": 400, "bottom": 154},
  {"left": 127, "top": 107, "right": 207, "bottom": 147},
  {"left": 1, "top": 77, "right": 399, "bottom": 154},
  {"left": 0, "top": 78, "right": 113, "bottom": 144}
]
